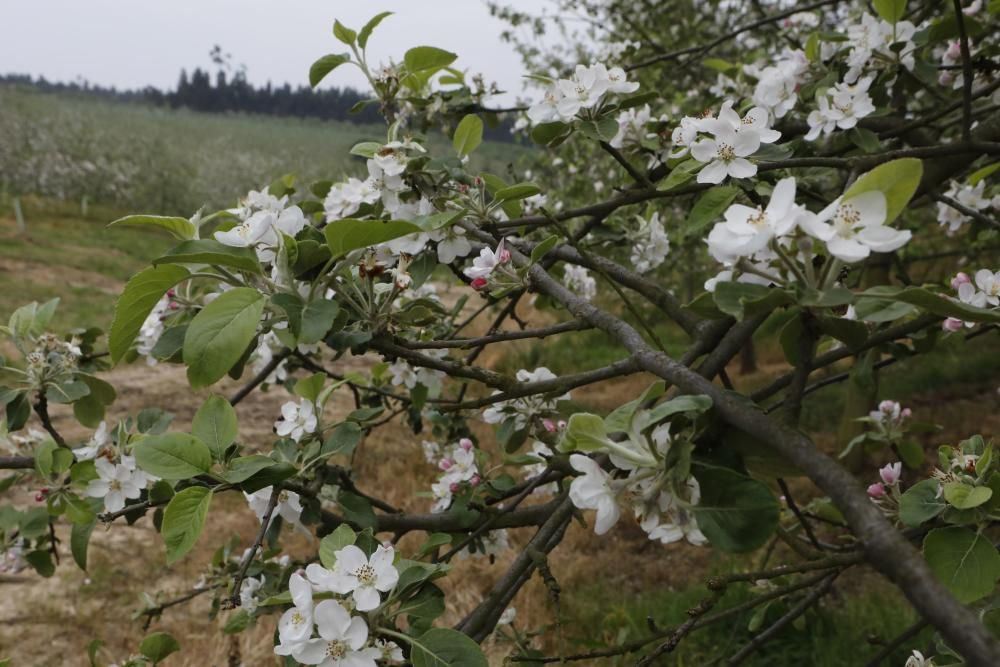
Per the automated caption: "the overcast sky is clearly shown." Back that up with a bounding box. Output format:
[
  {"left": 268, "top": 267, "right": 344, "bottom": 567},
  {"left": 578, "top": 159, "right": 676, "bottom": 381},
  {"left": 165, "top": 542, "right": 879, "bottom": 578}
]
[{"left": 1, "top": 1, "right": 541, "bottom": 103}]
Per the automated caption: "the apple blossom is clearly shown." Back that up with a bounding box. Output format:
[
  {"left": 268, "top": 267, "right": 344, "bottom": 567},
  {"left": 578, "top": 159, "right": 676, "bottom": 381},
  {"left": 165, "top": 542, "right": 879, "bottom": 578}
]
[
  {"left": 690, "top": 123, "right": 760, "bottom": 184},
  {"left": 275, "top": 399, "right": 318, "bottom": 442},
  {"left": 86, "top": 457, "right": 148, "bottom": 513},
  {"left": 706, "top": 177, "right": 802, "bottom": 262},
  {"left": 274, "top": 573, "right": 314, "bottom": 655},
  {"left": 291, "top": 600, "right": 378, "bottom": 667},
  {"left": 569, "top": 454, "right": 621, "bottom": 535},
  {"left": 311, "top": 544, "right": 399, "bottom": 612},
  {"left": 800, "top": 191, "right": 910, "bottom": 263},
  {"left": 879, "top": 462, "right": 902, "bottom": 486}
]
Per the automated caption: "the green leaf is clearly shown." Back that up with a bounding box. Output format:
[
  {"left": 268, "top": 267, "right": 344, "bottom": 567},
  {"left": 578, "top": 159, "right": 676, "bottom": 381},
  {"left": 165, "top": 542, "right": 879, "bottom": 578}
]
[
  {"left": 453, "top": 114, "right": 484, "bottom": 157},
  {"left": 133, "top": 433, "right": 213, "bottom": 480},
  {"left": 221, "top": 455, "right": 277, "bottom": 484},
  {"left": 404, "top": 46, "right": 457, "bottom": 72},
  {"left": 321, "top": 422, "right": 362, "bottom": 458},
  {"left": 183, "top": 287, "right": 266, "bottom": 388},
  {"left": 494, "top": 183, "right": 541, "bottom": 202},
  {"left": 530, "top": 121, "right": 572, "bottom": 146},
  {"left": 842, "top": 158, "right": 922, "bottom": 224},
  {"left": 109, "top": 265, "right": 189, "bottom": 364},
  {"left": 943, "top": 482, "right": 993, "bottom": 510},
  {"left": 658, "top": 159, "right": 700, "bottom": 191},
  {"left": 333, "top": 19, "right": 356, "bottom": 45},
  {"left": 223, "top": 609, "right": 250, "bottom": 634},
  {"left": 319, "top": 524, "right": 357, "bottom": 568},
  {"left": 26, "top": 550, "right": 55, "bottom": 577},
  {"left": 899, "top": 479, "right": 947, "bottom": 527},
  {"left": 692, "top": 465, "right": 779, "bottom": 552},
  {"left": 530, "top": 235, "right": 560, "bottom": 264},
  {"left": 300, "top": 299, "right": 340, "bottom": 345},
  {"left": 108, "top": 214, "right": 196, "bottom": 240},
  {"left": 969, "top": 162, "right": 1000, "bottom": 186},
  {"left": 848, "top": 127, "right": 882, "bottom": 153},
  {"left": 923, "top": 526, "right": 1000, "bottom": 603},
  {"left": 684, "top": 186, "right": 739, "bottom": 239},
  {"left": 713, "top": 282, "right": 792, "bottom": 320},
  {"left": 410, "top": 628, "right": 488, "bottom": 667},
  {"left": 358, "top": 11, "right": 392, "bottom": 49},
  {"left": 155, "top": 239, "right": 262, "bottom": 274},
  {"left": 161, "top": 487, "right": 212, "bottom": 564},
  {"left": 873, "top": 0, "right": 907, "bottom": 23},
  {"left": 310, "top": 53, "right": 351, "bottom": 88},
  {"left": 72, "top": 374, "right": 117, "bottom": 428},
  {"left": 324, "top": 219, "right": 423, "bottom": 258},
  {"left": 139, "top": 631, "right": 181, "bottom": 664},
  {"left": 192, "top": 395, "right": 238, "bottom": 461},
  {"left": 71, "top": 519, "right": 96, "bottom": 570},
  {"left": 557, "top": 413, "right": 611, "bottom": 453},
  {"left": 858, "top": 286, "right": 1000, "bottom": 324}
]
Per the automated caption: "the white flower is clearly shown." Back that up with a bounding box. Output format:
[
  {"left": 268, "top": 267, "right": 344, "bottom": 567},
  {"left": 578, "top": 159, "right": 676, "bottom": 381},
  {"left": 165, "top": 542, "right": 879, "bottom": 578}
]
[
  {"left": 137, "top": 294, "right": 170, "bottom": 365},
  {"left": 324, "top": 178, "right": 380, "bottom": 221},
  {"left": 805, "top": 77, "right": 876, "bottom": 141},
  {"left": 603, "top": 65, "right": 639, "bottom": 94},
  {"left": 498, "top": 607, "right": 517, "bottom": 626},
  {"left": 691, "top": 124, "right": 760, "bottom": 184},
  {"left": 568, "top": 454, "right": 621, "bottom": 535},
  {"left": 643, "top": 479, "right": 707, "bottom": 546},
  {"left": 74, "top": 421, "right": 110, "bottom": 461},
  {"left": 374, "top": 640, "right": 404, "bottom": 665},
  {"left": 274, "top": 572, "right": 314, "bottom": 655},
  {"left": 964, "top": 269, "right": 1000, "bottom": 306},
  {"left": 669, "top": 116, "right": 701, "bottom": 159},
  {"left": 85, "top": 458, "right": 145, "bottom": 512},
  {"left": 629, "top": 212, "right": 671, "bottom": 273},
  {"left": 215, "top": 211, "right": 273, "bottom": 248},
  {"left": 800, "top": 191, "right": 910, "bottom": 263},
  {"left": 556, "top": 64, "right": 611, "bottom": 118},
  {"left": 244, "top": 486, "right": 308, "bottom": 534},
  {"left": 706, "top": 177, "right": 801, "bottom": 262},
  {"left": 430, "top": 226, "right": 472, "bottom": 263},
  {"left": 563, "top": 265, "right": 597, "bottom": 301},
  {"left": 292, "top": 600, "right": 378, "bottom": 667},
  {"left": 463, "top": 240, "right": 509, "bottom": 280},
  {"left": 239, "top": 576, "right": 263, "bottom": 613},
  {"left": 937, "top": 180, "right": 993, "bottom": 235},
  {"left": 308, "top": 544, "right": 399, "bottom": 612},
  {"left": 482, "top": 367, "right": 570, "bottom": 430},
  {"left": 421, "top": 440, "right": 441, "bottom": 464},
  {"left": 441, "top": 445, "right": 478, "bottom": 484},
  {"left": 431, "top": 479, "right": 453, "bottom": 513},
  {"left": 275, "top": 399, "right": 318, "bottom": 442},
  {"left": 610, "top": 104, "right": 653, "bottom": 149},
  {"left": 388, "top": 359, "right": 418, "bottom": 388},
  {"left": 905, "top": 650, "right": 936, "bottom": 667},
  {"left": 701, "top": 100, "right": 780, "bottom": 145},
  {"left": 748, "top": 49, "right": 808, "bottom": 118},
  {"left": 527, "top": 85, "right": 565, "bottom": 124}
]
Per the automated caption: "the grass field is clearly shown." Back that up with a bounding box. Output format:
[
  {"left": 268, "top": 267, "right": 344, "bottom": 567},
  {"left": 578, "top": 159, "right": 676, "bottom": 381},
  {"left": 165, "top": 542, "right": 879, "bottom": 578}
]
[{"left": 0, "top": 86, "right": 529, "bottom": 216}]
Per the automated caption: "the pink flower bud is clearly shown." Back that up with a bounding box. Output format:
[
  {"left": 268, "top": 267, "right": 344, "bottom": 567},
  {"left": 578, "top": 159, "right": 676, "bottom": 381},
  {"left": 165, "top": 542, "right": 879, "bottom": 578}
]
[
  {"left": 438, "top": 459, "right": 453, "bottom": 471},
  {"left": 166, "top": 288, "right": 176, "bottom": 297},
  {"left": 946, "top": 41, "right": 963, "bottom": 60},
  {"left": 449, "top": 482, "right": 460, "bottom": 494},
  {"left": 459, "top": 438, "right": 473, "bottom": 452},
  {"left": 901, "top": 408, "right": 912, "bottom": 419},
  {"left": 867, "top": 483, "right": 886, "bottom": 498},
  {"left": 474, "top": 176, "right": 483, "bottom": 188},
  {"left": 943, "top": 317, "right": 964, "bottom": 332},
  {"left": 951, "top": 272, "right": 971, "bottom": 290},
  {"left": 542, "top": 419, "right": 557, "bottom": 433},
  {"left": 168, "top": 302, "right": 179, "bottom": 310},
  {"left": 469, "top": 474, "right": 481, "bottom": 487},
  {"left": 498, "top": 248, "right": 512, "bottom": 264},
  {"left": 470, "top": 277, "right": 488, "bottom": 290},
  {"left": 879, "top": 462, "right": 902, "bottom": 486}
]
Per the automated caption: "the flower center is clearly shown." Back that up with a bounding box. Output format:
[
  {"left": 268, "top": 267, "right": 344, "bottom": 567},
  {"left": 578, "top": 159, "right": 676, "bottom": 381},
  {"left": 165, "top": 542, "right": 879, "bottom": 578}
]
[
  {"left": 717, "top": 143, "right": 736, "bottom": 161},
  {"left": 326, "top": 640, "right": 347, "bottom": 659},
  {"left": 291, "top": 611, "right": 306, "bottom": 626},
  {"left": 109, "top": 480, "right": 122, "bottom": 492},
  {"left": 354, "top": 563, "right": 376, "bottom": 586},
  {"left": 748, "top": 207, "right": 768, "bottom": 228},
  {"left": 834, "top": 203, "right": 862, "bottom": 235}
]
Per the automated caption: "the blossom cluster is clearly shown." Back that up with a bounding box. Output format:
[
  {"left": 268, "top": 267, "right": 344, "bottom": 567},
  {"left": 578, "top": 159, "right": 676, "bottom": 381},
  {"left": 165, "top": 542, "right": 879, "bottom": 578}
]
[
  {"left": 274, "top": 545, "right": 403, "bottom": 666},
  {"left": 946, "top": 270, "right": 1000, "bottom": 330},
  {"left": 482, "top": 367, "right": 570, "bottom": 432},
  {"left": 672, "top": 100, "right": 780, "bottom": 184},
  {"left": 527, "top": 63, "right": 639, "bottom": 124},
  {"left": 426, "top": 437, "right": 482, "bottom": 513}
]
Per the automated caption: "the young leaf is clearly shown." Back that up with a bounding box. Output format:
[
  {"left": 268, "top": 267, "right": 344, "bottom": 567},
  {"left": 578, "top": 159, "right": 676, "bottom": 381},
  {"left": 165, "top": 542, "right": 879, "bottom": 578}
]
[
  {"left": 109, "top": 265, "right": 189, "bottom": 364},
  {"left": 324, "top": 219, "right": 423, "bottom": 258},
  {"left": 684, "top": 186, "right": 739, "bottom": 239},
  {"left": 410, "top": 628, "right": 489, "bottom": 667},
  {"left": 155, "top": 239, "right": 262, "bottom": 274},
  {"left": 319, "top": 524, "right": 357, "bottom": 568},
  {"left": 134, "top": 433, "right": 213, "bottom": 480},
  {"left": 108, "top": 215, "right": 196, "bottom": 240},
  {"left": 139, "top": 632, "right": 181, "bottom": 664},
  {"left": 358, "top": 11, "right": 392, "bottom": 49},
  {"left": 452, "top": 114, "right": 484, "bottom": 157},
  {"left": 530, "top": 235, "right": 560, "bottom": 263},
  {"left": 691, "top": 465, "right": 779, "bottom": 552},
  {"left": 161, "top": 487, "right": 213, "bottom": 564},
  {"left": 332, "top": 20, "right": 356, "bottom": 45},
  {"left": 310, "top": 53, "right": 351, "bottom": 87},
  {"left": 872, "top": 0, "right": 907, "bottom": 23},
  {"left": 899, "top": 479, "right": 948, "bottom": 526},
  {"left": 404, "top": 46, "right": 458, "bottom": 72},
  {"left": 183, "top": 287, "right": 267, "bottom": 388},
  {"left": 192, "top": 395, "right": 238, "bottom": 461}
]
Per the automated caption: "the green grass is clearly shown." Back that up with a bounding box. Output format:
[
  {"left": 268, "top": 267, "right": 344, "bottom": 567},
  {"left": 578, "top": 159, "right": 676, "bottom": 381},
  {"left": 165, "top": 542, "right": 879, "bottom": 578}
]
[
  {"left": 559, "top": 571, "right": 932, "bottom": 665},
  {"left": 0, "top": 86, "right": 530, "bottom": 215}
]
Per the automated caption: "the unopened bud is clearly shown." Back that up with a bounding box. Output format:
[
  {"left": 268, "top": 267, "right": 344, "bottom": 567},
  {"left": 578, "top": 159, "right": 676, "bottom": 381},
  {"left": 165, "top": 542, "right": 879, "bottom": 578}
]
[{"left": 867, "top": 483, "right": 885, "bottom": 498}]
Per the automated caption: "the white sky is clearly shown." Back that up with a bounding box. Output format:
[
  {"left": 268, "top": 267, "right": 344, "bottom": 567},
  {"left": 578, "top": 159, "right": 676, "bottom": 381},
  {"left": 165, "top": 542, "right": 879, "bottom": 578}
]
[{"left": 0, "top": 0, "right": 541, "bottom": 103}]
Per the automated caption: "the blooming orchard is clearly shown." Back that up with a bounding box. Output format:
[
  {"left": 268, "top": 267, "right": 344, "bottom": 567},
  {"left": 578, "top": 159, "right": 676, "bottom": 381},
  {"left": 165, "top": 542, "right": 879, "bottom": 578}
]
[{"left": 2, "top": 1, "right": 1000, "bottom": 665}]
